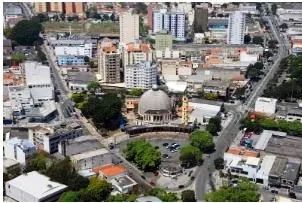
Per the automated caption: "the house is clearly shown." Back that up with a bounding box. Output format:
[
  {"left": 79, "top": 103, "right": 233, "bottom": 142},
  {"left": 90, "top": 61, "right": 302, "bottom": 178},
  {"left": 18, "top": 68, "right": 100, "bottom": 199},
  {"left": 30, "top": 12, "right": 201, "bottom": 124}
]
[
  {"left": 66, "top": 71, "right": 96, "bottom": 92},
  {"left": 110, "top": 175, "right": 137, "bottom": 194},
  {"left": 5, "top": 171, "right": 67, "bottom": 202},
  {"left": 3, "top": 137, "right": 36, "bottom": 165},
  {"left": 4, "top": 158, "right": 20, "bottom": 174},
  {"left": 95, "top": 164, "right": 127, "bottom": 180}
]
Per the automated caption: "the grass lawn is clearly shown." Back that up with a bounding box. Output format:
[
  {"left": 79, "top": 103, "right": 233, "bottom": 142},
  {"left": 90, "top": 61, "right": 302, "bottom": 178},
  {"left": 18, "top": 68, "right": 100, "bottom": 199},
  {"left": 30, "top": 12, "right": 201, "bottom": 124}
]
[{"left": 42, "top": 21, "right": 119, "bottom": 34}]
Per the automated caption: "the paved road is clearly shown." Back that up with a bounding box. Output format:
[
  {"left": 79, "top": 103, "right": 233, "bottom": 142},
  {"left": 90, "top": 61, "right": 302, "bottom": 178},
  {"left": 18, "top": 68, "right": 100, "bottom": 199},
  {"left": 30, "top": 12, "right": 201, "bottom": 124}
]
[{"left": 195, "top": 8, "right": 289, "bottom": 201}]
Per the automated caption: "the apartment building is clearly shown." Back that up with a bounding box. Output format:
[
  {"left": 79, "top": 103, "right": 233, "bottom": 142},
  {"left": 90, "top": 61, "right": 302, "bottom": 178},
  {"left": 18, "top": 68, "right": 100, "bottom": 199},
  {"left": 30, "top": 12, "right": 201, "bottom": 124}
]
[
  {"left": 34, "top": 2, "right": 49, "bottom": 13},
  {"left": 4, "top": 137, "right": 36, "bottom": 165},
  {"left": 119, "top": 12, "right": 139, "bottom": 44},
  {"left": 155, "top": 31, "right": 173, "bottom": 50},
  {"left": 24, "top": 61, "right": 54, "bottom": 104},
  {"left": 57, "top": 55, "right": 86, "bottom": 66},
  {"left": 123, "top": 42, "right": 153, "bottom": 67},
  {"left": 98, "top": 42, "right": 121, "bottom": 83},
  {"left": 153, "top": 9, "right": 186, "bottom": 41},
  {"left": 49, "top": 2, "right": 64, "bottom": 13},
  {"left": 8, "top": 86, "right": 34, "bottom": 113},
  {"left": 28, "top": 122, "right": 83, "bottom": 154},
  {"left": 193, "top": 5, "right": 208, "bottom": 33},
  {"left": 227, "top": 11, "right": 246, "bottom": 44},
  {"left": 125, "top": 61, "right": 157, "bottom": 89}
]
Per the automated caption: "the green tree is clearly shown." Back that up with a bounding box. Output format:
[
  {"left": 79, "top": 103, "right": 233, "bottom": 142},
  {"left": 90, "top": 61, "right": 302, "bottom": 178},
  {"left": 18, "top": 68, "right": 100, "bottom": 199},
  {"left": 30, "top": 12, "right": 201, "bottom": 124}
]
[
  {"left": 279, "top": 23, "right": 288, "bottom": 30},
  {"left": 190, "top": 130, "right": 215, "bottom": 153},
  {"left": 252, "top": 36, "right": 264, "bottom": 45},
  {"left": 180, "top": 145, "right": 203, "bottom": 168},
  {"left": 204, "top": 92, "right": 218, "bottom": 100},
  {"left": 139, "top": 16, "right": 148, "bottom": 37},
  {"left": 124, "top": 139, "right": 161, "bottom": 171},
  {"left": 87, "top": 81, "right": 101, "bottom": 93},
  {"left": 71, "top": 93, "right": 86, "bottom": 104},
  {"left": 4, "top": 27, "right": 13, "bottom": 39},
  {"left": 214, "top": 157, "right": 225, "bottom": 170},
  {"left": 134, "top": 3, "right": 147, "bottom": 15},
  {"left": 244, "top": 34, "right": 251, "bottom": 44},
  {"left": 10, "top": 20, "right": 43, "bottom": 45},
  {"left": 31, "top": 13, "right": 49, "bottom": 23},
  {"left": 78, "top": 177, "right": 112, "bottom": 202},
  {"left": 24, "top": 152, "right": 48, "bottom": 173},
  {"left": 84, "top": 56, "right": 90, "bottom": 63},
  {"left": 59, "top": 191, "right": 80, "bottom": 202},
  {"left": 268, "top": 40, "right": 278, "bottom": 49},
  {"left": 271, "top": 4, "right": 277, "bottom": 15},
  {"left": 205, "top": 179, "right": 260, "bottom": 202},
  {"left": 206, "top": 117, "right": 222, "bottom": 136},
  {"left": 128, "top": 88, "right": 144, "bottom": 97},
  {"left": 11, "top": 52, "right": 26, "bottom": 65},
  {"left": 149, "top": 188, "right": 178, "bottom": 202},
  {"left": 103, "top": 14, "right": 110, "bottom": 21},
  {"left": 181, "top": 190, "right": 196, "bottom": 202},
  {"left": 107, "top": 193, "right": 138, "bottom": 202}
]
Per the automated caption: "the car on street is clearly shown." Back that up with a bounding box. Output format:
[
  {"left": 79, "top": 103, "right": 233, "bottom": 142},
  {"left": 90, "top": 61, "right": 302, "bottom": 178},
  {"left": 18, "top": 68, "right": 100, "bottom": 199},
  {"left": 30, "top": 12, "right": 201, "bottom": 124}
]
[
  {"left": 162, "top": 143, "right": 169, "bottom": 147},
  {"left": 162, "top": 154, "right": 170, "bottom": 159}
]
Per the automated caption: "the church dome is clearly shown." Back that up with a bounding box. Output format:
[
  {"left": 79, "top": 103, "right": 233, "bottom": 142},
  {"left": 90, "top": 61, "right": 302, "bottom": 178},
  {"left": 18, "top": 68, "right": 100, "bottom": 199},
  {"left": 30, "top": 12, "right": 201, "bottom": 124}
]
[{"left": 138, "top": 85, "right": 172, "bottom": 115}]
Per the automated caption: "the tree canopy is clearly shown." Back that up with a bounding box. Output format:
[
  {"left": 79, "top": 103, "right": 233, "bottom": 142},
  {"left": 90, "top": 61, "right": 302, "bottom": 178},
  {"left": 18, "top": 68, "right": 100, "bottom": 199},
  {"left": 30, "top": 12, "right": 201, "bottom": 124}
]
[
  {"left": 181, "top": 190, "right": 196, "bottom": 202},
  {"left": 107, "top": 193, "right": 138, "bottom": 202},
  {"left": 128, "top": 88, "right": 144, "bottom": 97},
  {"left": 10, "top": 20, "right": 43, "bottom": 45},
  {"left": 11, "top": 52, "right": 26, "bottom": 65},
  {"left": 205, "top": 179, "right": 260, "bottom": 202},
  {"left": 180, "top": 145, "right": 203, "bottom": 168},
  {"left": 252, "top": 36, "right": 264, "bottom": 45},
  {"left": 124, "top": 139, "right": 161, "bottom": 171},
  {"left": 190, "top": 130, "right": 215, "bottom": 153},
  {"left": 244, "top": 34, "right": 251, "bottom": 44},
  {"left": 148, "top": 188, "right": 178, "bottom": 202},
  {"left": 206, "top": 117, "right": 222, "bottom": 136},
  {"left": 59, "top": 191, "right": 80, "bottom": 202}
]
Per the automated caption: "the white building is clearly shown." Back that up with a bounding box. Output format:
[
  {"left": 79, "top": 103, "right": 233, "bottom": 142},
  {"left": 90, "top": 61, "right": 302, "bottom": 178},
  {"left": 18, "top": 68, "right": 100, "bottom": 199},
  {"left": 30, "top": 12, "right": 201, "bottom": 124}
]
[
  {"left": 4, "top": 137, "right": 36, "bottom": 165},
  {"left": 70, "top": 148, "right": 112, "bottom": 171},
  {"left": 8, "top": 86, "right": 34, "bottom": 113},
  {"left": 240, "top": 51, "right": 259, "bottom": 64},
  {"left": 189, "top": 99, "right": 222, "bottom": 125},
  {"left": 125, "top": 62, "right": 157, "bottom": 89},
  {"left": 119, "top": 12, "right": 139, "bottom": 44},
  {"left": 24, "top": 61, "right": 54, "bottom": 104},
  {"left": 255, "top": 97, "right": 277, "bottom": 116},
  {"left": 28, "top": 122, "right": 83, "bottom": 154},
  {"left": 110, "top": 175, "right": 137, "bottom": 194},
  {"left": 155, "top": 48, "right": 180, "bottom": 59},
  {"left": 123, "top": 42, "right": 153, "bottom": 67},
  {"left": 153, "top": 9, "right": 186, "bottom": 41},
  {"left": 227, "top": 11, "right": 246, "bottom": 44},
  {"left": 239, "top": 4, "right": 259, "bottom": 15},
  {"left": 277, "top": 7, "right": 302, "bottom": 22},
  {"left": 5, "top": 171, "right": 67, "bottom": 202},
  {"left": 51, "top": 39, "right": 95, "bottom": 58}
]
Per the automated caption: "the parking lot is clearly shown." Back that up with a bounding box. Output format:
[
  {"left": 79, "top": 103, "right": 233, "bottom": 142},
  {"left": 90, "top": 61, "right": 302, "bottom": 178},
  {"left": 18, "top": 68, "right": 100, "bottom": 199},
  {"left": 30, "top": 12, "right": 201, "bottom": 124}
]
[{"left": 148, "top": 138, "right": 189, "bottom": 164}]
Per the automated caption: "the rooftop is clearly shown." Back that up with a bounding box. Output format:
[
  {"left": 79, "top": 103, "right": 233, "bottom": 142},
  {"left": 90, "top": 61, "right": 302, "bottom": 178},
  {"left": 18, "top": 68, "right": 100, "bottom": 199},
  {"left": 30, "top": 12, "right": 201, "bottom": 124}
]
[
  {"left": 24, "top": 61, "right": 51, "bottom": 85},
  {"left": 270, "top": 157, "right": 288, "bottom": 177},
  {"left": 70, "top": 148, "right": 110, "bottom": 161},
  {"left": 96, "top": 164, "right": 127, "bottom": 177},
  {"left": 282, "top": 162, "right": 300, "bottom": 182},
  {"left": 5, "top": 171, "right": 67, "bottom": 200},
  {"left": 254, "top": 130, "right": 287, "bottom": 151},
  {"left": 226, "top": 147, "right": 259, "bottom": 157},
  {"left": 111, "top": 175, "right": 137, "bottom": 188},
  {"left": 67, "top": 71, "right": 96, "bottom": 84},
  {"left": 60, "top": 136, "right": 101, "bottom": 156},
  {"left": 126, "top": 42, "right": 152, "bottom": 53},
  {"left": 4, "top": 137, "right": 35, "bottom": 151}
]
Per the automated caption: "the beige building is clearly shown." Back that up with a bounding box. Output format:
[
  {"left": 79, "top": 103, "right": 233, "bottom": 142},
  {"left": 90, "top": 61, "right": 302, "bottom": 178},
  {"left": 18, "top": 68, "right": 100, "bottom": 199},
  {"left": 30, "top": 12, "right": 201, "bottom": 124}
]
[
  {"left": 119, "top": 12, "right": 139, "bottom": 44},
  {"left": 155, "top": 31, "right": 173, "bottom": 50},
  {"left": 65, "top": 2, "right": 86, "bottom": 18},
  {"left": 49, "top": 2, "right": 64, "bottom": 13},
  {"left": 34, "top": 2, "right": 49, "bottom": 13},
  {"left": 123, "top": 42, "right": 153, "bottom": 67},
  {"left": 98, "top": 42, "right": 121, "bottom": 83}
]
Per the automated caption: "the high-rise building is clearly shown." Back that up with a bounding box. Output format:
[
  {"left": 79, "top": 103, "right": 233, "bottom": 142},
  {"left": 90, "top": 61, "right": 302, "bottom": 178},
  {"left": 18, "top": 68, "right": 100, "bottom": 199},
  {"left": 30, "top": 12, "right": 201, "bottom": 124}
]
[
  {"left": 125, "top": 61, "right": 157, "bottom": 89},
  {"left": 147, "top": 3, "right": 161, "bottom": 30},
  {"left": 155, "top": 31, "right": 173, "bottom": 50},
  {"left": 65, "top": 2, "right": 86, "bottom": 18},
  {"left": 193, "top": 5, "right": 208, "bottom": 33},
  {"left": 34, "top": 2, "right": 49, "bottom": 13},
  {"left": 119, "top": 12, "right": 139, "bottom": 44},
  {"left": 98, "top": 42, "right": 121, "bottom": 83},
  {"left": 153, "top": 9, "right": 186, "bottom": 41},
  {"left": 227, "top": 11, "right": 246, "bottom": 44},
  {"left": 123, "top": 42, "right": 153, "bottom": 67},
  {"left": 49, "top": 2, "right": 64, "bottom": 13}
]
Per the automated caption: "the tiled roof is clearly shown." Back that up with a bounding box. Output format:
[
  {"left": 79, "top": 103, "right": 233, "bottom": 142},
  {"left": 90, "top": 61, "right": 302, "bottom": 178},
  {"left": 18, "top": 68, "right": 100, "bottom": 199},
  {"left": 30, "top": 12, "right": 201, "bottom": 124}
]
[{"left": 94, "top": 164, "right": 126, "bottom": 177}]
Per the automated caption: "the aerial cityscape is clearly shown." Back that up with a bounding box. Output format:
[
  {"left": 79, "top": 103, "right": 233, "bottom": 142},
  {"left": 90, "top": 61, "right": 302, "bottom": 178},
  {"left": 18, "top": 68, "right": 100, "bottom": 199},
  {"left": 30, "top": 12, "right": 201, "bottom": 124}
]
[{"left": 3, "top": 1, "right": 302, "bottom": 202}]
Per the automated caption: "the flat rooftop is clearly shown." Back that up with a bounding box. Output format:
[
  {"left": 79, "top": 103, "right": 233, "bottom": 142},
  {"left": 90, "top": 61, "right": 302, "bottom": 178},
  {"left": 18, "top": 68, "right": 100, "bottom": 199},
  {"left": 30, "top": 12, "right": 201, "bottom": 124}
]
[
  {"left": 70, "top": 148, "right": 110, "bottom": 161},
  {"left": 62, "top": 136, "right": 102, "bottom": 156}
]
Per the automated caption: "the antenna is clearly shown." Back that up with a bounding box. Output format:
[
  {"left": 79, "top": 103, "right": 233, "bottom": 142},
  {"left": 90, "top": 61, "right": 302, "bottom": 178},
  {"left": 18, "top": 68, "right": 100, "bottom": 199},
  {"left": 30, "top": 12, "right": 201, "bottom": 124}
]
[{"left": 69, "top": 25, "right": 72, "bottom": 36}]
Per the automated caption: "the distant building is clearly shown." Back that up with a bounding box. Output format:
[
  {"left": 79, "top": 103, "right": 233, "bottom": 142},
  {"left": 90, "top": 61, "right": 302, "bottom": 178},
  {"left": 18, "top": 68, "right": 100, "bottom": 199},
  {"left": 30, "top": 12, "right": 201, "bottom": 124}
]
[
  {"left": 4, "top": 137, "right": 36, "bottom": 165},
  {"left": 119, "top": 12, "right": 139, "bottom": 44},
  {"left": 203, "top": 80, "right": 230, "bottom": 97},
  {"left": 254, "top": 97, "right": 277, "bottom": 116},
  {"left": 277, "top": 4, "right": 302, "bottom": 22},
  {"left": 28, "top": 122, "right": 83, "bottom": 154},
  {"left": 125, "top": 61, "right": 157, "bottom": 89},
  {"left": 70, "top": 148, "right": 112, "bottom": 171},
  {"left": 227, "top": 11, "right": 246, "bottom": 44},
  {"left": 153, "top": 9, "right": 186, "bottom": 41},
  {"left": 49, "top": 2, "right": 64, "bottom": 13},
  {"left": 65, "top": 2, "right": 86, "bottom": 18},
  {"left": 34, "top": 2, "right": 49, "bottom": 13},
  {"left": 155, "top": 31, "right": 173, "bottom": 50},
  {"left": 147, "top": 3, "right": 161, "bottom": 30},
  {"left": 98, "top": 42, "right": 121, "bottom": 83},
  {"left": 8, "top": 86, "right": 34, "bottom": 113},
  {"left": 4, "top": 158, "right": 20, "bottom": 174},
  {"left": 66, "top": 71, "right": 96, "bottom": 92},
  {"left": 123, "top": 42, "right": 153, "bottom": 67},
  {"left": 193, "top": 5, "right": 208, "bottom": 33},
  {"left": 23, "top": 61, "right": 54, "bottom": 104},
  {"left": 5, "top": 171, "right": 67, "bottom": 202},
  {"left": 57, "top": 55, "right": 86, "bottom": 66},
  {"left": 26, "top": 100, "right": 58, "bottom": 123}
]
